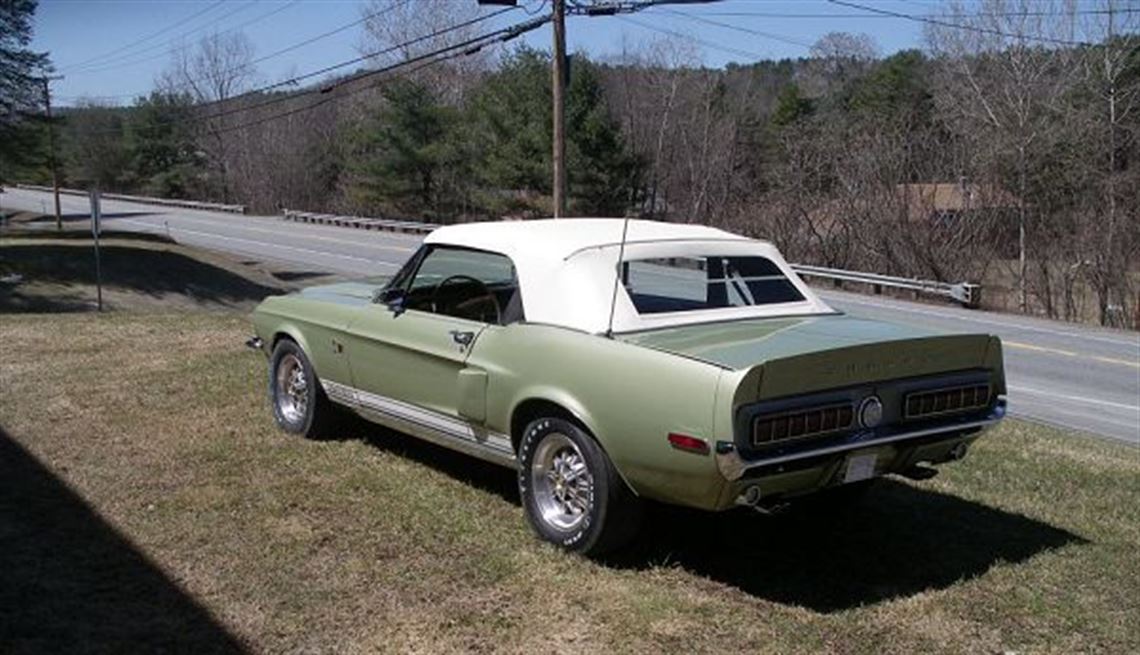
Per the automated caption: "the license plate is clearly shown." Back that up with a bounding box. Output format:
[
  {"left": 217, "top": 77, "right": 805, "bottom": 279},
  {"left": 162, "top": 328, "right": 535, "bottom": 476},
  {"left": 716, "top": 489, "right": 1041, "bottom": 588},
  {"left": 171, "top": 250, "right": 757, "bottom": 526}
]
[{"left": 843, "top": 453, "right": 877, "bottom": 483}]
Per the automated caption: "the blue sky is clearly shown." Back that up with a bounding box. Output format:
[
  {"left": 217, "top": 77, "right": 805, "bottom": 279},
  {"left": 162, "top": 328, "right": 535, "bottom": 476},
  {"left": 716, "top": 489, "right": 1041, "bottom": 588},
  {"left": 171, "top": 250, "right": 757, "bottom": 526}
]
[{"left": 33, "top": 0, "right": 935, "bottom": 106}]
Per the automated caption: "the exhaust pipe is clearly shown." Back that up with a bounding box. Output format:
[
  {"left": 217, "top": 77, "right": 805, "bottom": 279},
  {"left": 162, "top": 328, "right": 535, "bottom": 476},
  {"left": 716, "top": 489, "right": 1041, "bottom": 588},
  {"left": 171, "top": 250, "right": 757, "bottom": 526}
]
[
  {"left": 734, "top": 485, "right": 789, "bottom": 515},
  {"left": 948, "top": 442, "right": 969, "bottom": 461},
  {"left": 736, "top": 485, "right": 763, "bottom": 507}
]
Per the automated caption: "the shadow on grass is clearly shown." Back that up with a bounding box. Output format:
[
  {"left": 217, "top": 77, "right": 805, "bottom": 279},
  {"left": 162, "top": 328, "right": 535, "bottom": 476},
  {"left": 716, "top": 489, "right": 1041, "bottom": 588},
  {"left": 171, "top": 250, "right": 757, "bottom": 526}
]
[
  {"left": 605, "top": 480, "right": 1086, "bottom": 612},
  {"left": 272, "top": 270, "right": 334, "bottom": 283},
  {"left": 0, "top": 242, "right": 283, "bottom": 312},
  {"left": 0, "top": 427, "right": 246, "bottom": 653},
  {"left": 1, "top": 228, "right": 175, "bottom": 244},
  {"left": 339, "top": 416, "right": 520, "bottom": 505},
  {"left": 23, "top": 211, "right": 156, "bottom": 224},
  {"left": 339, "top": 417, "right": 1084, "bottom": 613}
]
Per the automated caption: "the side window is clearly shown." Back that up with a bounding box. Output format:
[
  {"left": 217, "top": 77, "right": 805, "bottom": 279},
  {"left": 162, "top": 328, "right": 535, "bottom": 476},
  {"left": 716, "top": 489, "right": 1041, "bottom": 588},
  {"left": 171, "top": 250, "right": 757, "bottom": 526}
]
[
  {"left": 383, "top": 246, "right": 426, "bottom": 295},
  {"left": 405, "top": 246, "right": 521, "bottom": 324}
]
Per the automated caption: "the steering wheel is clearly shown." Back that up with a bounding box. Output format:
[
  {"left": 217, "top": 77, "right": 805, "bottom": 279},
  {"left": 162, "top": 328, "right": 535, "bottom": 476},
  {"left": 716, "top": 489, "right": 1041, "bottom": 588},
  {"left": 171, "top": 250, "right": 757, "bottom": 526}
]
[{"left": 430, "top": 274, "right": 502, "bottom": 324}]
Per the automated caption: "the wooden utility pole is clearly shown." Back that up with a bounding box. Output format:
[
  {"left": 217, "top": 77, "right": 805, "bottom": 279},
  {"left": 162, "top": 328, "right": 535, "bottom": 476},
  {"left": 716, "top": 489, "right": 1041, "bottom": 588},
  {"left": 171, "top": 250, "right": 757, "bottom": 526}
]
[
  {"left": 551, "top": 0, "right": 567, "bottom": 218},
  {"left": 40, "top": 75, "right": 64, "bottom": 231}
]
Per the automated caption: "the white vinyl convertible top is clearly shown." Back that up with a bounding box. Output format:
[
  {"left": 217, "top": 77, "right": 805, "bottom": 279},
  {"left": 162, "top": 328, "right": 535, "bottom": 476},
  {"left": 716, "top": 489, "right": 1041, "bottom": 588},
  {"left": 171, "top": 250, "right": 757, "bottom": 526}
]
[{"left": 424, "top": 219, "right": 833, "bottom": 333}]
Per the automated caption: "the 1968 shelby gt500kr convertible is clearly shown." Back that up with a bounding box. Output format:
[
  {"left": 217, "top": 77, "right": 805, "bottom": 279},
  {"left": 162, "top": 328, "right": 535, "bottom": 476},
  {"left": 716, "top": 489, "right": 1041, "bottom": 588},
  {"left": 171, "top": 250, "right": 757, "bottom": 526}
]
[{"left": 248, "top": 219, "right": 1006, "bottom": 554}]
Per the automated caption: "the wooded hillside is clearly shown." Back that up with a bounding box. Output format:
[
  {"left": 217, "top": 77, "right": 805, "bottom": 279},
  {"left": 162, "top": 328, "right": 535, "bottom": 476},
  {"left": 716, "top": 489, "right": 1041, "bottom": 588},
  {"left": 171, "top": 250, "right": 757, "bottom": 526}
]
[{"left": 3, "top": 1, "right": 1137, "bottom": 327}]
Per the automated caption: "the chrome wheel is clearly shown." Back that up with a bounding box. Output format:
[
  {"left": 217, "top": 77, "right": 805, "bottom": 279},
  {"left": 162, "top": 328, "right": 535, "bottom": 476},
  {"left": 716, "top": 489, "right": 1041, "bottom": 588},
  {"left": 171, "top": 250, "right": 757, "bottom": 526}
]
[
  {"left": 530, "top": 432, "right": 595, "bottom": 531},
  {"left": 275, "top": 353, "right": 308, "bottom": 424}
]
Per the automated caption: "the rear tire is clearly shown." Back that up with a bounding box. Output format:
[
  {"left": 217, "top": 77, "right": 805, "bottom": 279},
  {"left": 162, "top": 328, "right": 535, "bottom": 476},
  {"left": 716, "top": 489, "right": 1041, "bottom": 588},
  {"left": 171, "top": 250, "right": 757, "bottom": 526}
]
[
  {"left": 517, "top": 417, "right": 642, "bottom": 556},
  {"left": 268, "top": 339, "right": 338, "bottom": 440}
]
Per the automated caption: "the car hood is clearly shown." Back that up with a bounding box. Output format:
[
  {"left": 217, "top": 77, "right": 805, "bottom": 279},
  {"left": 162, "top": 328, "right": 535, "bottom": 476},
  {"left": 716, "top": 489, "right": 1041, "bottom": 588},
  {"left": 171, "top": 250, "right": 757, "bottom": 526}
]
[
  {"left": 618, "top": 314, "right": 948, "bottom": 370},
  {"left": 294, "top": 278, "right": 387, "bottom": 306}
]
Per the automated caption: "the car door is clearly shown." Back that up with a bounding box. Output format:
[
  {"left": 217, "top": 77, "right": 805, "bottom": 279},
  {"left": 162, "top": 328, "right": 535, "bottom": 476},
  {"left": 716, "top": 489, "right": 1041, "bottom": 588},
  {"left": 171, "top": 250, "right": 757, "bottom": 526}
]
[{"left": 343, "top": 245, "right": 518, "bottom": 422}]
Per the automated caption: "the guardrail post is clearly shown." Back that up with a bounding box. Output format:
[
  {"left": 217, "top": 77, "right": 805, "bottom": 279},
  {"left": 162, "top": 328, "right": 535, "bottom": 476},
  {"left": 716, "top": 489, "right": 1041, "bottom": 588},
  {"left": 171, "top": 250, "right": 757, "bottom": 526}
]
[{"left": 951, "top": 283, "right": 981, "bottom": 309}]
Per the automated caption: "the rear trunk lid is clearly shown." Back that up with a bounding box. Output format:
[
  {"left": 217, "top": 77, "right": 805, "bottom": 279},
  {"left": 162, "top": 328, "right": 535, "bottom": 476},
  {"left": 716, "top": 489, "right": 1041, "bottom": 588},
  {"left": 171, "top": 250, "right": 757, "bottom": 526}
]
[{"left": 619, "top": 315, "right": 1000, "bottom": 400}]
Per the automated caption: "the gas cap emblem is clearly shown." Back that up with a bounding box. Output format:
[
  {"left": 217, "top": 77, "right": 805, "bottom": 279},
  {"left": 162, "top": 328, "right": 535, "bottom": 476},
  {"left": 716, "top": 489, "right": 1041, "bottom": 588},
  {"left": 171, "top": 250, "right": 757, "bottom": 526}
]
[{"left": 858, "top": 396, "right": 884, "bottom": 428}]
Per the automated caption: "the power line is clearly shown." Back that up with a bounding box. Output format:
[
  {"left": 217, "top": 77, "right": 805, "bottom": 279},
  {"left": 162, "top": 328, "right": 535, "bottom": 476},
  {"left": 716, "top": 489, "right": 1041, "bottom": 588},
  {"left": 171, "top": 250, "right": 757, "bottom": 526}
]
[
  {"left": 656, "top": 8, "right": 814, "bottom": 49},
  {"left": 678, "top": 8, "right": 1140, "bottom": 19},
  {"left": 615, "top": 15, "right": 774, "bottom": 61},
  {"left": 79, "top": 7, "right": 528, "bottom": 135},
  {"left": 60, "top": 0, "right": 413, "bottom": 103},
  {"left": 65, "top": 1, "right": 299, "bottom": 75},
  {"left": 59, "top": 0, "right": 226, "bottom": 71},
  {"left": 826, "top": 0, "right": 1092, "bottom": 47},
  {"left": 203, "top": 14, "right": 552, "bottom": 138},
  {"left": 246, "top": 0, "right": 410, "bottom": 70}
]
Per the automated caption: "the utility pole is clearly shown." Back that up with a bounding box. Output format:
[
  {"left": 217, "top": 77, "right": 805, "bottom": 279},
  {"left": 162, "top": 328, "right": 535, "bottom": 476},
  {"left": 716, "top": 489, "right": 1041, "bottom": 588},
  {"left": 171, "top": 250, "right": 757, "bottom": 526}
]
[
  {"left": 551, "top": 0, "right": 567, "bottom": 218},
  {"left": 478, "top": 0, "right": 717, "bottom": 218},
  {"left": 39, "top": 74, "right": 64, "bottom": 231}
]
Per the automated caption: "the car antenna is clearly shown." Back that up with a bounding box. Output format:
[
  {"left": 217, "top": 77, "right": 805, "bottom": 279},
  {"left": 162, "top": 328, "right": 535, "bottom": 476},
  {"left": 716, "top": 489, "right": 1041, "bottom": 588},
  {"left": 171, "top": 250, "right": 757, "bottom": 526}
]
[{"left": 605, "top": 215, "right": 632, "bottom": 339}]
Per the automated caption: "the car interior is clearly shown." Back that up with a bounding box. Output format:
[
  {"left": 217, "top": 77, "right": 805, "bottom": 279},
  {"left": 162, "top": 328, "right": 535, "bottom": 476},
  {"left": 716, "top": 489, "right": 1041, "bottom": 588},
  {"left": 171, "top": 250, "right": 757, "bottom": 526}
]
[{"left": 384, "top": 246, "right": 524, "bottom": 325}]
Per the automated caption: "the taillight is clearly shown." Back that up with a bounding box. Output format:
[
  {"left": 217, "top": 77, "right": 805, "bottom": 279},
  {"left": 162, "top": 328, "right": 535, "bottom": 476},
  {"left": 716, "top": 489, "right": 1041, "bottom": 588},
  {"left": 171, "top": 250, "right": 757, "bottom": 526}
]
[
  {"left": 752, "top": 403, "right": 854, "bottom": 446},
  {"left": 905, "top": 384, "right": 990, "bottom": 419},
  {"left": 667, "top": 433, "right": 710, "bottom": 455}
]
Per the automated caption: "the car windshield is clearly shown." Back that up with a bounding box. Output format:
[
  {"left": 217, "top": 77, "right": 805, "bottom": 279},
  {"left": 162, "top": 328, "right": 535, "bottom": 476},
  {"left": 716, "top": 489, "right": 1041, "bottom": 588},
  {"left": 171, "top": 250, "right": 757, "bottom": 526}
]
[{"left": 623, "top": 255, "right": 804, "bottom": 314}]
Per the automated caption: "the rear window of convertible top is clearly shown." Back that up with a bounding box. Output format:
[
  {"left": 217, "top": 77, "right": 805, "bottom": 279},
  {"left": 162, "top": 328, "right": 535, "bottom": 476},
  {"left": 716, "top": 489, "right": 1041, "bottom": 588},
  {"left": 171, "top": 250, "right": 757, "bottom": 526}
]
[{"left": 623, "top": 256, "right": 804, "bottom": 314}]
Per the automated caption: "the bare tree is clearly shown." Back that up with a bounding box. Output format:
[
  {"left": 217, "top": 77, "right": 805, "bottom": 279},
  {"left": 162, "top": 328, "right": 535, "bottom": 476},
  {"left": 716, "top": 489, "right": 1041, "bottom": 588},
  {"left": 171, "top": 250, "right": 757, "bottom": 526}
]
[
  {"left": 1077, "top": 1, "right": 1140, "bottom": 325},
  {"left": 802, "top": 31, "right": 880, "bottom": 97},
  {"left": 160, "top": 31, "right": 257, "bottom": 203},
  {"left": 357, "top": 0, "right": 491, "bottom": 104},
  {"left": 926, "top": 0, "right": 1080, "bottom": 314}
]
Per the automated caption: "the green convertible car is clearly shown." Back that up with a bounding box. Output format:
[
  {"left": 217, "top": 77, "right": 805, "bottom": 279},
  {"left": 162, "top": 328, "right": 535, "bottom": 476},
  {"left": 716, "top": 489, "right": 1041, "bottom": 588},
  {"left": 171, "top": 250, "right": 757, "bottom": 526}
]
[{"left": 248, "top": 219, "right": 1006, "bottom": 554}]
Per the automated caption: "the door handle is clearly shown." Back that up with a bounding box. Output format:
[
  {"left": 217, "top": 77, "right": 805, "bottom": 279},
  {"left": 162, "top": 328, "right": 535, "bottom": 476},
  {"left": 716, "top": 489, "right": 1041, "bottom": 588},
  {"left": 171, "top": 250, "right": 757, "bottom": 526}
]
[{"left": 449, "top": 330, "right": 475, "bottom": 346}]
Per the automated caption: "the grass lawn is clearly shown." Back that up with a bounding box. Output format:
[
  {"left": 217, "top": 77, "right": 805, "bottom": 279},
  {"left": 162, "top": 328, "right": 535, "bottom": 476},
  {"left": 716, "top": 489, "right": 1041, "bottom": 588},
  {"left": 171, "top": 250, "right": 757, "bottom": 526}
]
[{"left": 1, "top": 309, "right": 1137, "bottom": 654}]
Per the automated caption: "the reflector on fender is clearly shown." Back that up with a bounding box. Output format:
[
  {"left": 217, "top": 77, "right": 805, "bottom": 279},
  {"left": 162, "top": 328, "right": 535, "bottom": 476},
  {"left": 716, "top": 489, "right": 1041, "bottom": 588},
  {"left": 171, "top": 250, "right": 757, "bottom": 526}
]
[{"left": 668, "top": 433, "right": 710, "bottom": 455}]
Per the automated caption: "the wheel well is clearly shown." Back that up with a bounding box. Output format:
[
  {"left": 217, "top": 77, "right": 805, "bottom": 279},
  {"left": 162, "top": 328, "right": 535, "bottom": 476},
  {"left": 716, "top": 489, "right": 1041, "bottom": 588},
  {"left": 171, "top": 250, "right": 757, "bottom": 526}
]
[
  {"left": 510, "top": 399, "right": 584, "bottom": 454},
  {"left": 271, "top": 332, "right": 296, "bottom": 351}
]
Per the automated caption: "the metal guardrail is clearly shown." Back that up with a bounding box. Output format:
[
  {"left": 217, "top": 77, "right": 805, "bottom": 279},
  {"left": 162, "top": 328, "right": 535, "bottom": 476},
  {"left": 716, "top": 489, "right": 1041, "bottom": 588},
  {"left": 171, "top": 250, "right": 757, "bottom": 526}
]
[
  {"left": 281, "top": 209, "right": 437, "bottom": 234},
  {"left": 791, "top": 264, "right": 981, "bottom": 308},
  {"left": 15, "top": 184, "right": 246, "bottom": 214},
  {"left": 275, "top": 210, "right": 980, "bottom": 307}
]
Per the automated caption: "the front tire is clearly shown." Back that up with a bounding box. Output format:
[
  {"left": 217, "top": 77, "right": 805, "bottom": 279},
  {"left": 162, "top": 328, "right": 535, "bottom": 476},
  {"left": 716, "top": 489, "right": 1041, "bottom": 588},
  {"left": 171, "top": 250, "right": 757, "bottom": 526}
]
[
  {"left": 517, "top": 417, "right": 641, "bottom": 556},
  {"left": 269, "top": 339, "right": 338, "bottom": 439}
]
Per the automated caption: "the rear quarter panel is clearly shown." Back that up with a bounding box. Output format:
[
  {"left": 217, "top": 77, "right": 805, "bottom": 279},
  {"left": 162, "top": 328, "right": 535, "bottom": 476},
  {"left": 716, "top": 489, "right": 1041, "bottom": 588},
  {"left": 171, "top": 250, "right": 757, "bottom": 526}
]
[{"left": 470, "top": 323, "right": 727, "bottom": 509}]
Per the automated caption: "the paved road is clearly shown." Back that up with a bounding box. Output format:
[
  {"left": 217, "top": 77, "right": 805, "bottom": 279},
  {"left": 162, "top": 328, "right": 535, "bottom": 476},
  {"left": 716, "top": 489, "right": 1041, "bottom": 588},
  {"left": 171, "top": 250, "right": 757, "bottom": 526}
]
[{"left": 4, "top": 187, "right": 1138, "bottom": 444}]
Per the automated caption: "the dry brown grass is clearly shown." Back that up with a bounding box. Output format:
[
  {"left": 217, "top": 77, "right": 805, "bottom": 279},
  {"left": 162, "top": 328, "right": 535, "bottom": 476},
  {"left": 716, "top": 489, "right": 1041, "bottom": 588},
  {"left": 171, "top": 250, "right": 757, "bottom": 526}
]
[{"left": 1, "top": 310, "right": 1137, "bottom": 654}]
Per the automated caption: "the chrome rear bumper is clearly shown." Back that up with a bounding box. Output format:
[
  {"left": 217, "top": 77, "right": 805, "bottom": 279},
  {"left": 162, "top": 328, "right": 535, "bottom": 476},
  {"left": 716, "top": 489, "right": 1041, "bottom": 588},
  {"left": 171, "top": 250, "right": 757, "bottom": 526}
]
[{"left": 715, "top": 399, "right": 1006, "bottom": 481}]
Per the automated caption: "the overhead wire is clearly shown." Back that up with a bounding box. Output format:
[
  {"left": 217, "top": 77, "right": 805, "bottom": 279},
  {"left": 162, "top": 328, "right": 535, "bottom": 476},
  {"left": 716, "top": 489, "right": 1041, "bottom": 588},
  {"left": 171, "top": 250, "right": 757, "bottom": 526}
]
[
  {"left": 80, "top": 7, "right": 534, "bottom": 136},
  {"left": 65, "top": 1, "right": 299, "bottom": 75},
  {"left": 200, "top": 13, "right": 552, "bottom": 138},
  {"left": 656, "top": 8, "right": 814, "bottom": 49},
  {"left": 61, "top": 0, "right": 413, "bottom": 103},
  {"left": 58, "top": 0, "right": 227, "bottom": 71},
  {"left": 826, "top": 0, "right": 1092, "bottom": 47},
  {"left": 614, "top": 15, "right": 775, "bottom": 60}
]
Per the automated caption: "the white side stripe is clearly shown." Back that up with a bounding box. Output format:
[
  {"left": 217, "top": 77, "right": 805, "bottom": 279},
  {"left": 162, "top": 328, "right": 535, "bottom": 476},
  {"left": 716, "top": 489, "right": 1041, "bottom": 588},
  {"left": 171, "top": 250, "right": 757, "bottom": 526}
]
[{"left": 322, "top": 380, "right": 515, "bottom": 458}]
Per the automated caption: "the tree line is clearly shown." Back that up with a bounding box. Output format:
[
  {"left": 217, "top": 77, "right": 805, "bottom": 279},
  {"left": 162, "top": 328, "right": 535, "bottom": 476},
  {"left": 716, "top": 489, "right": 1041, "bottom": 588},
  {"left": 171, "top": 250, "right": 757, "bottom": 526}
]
[{"left": 2, "top": 0, "right": 1137, "bottom": 328}]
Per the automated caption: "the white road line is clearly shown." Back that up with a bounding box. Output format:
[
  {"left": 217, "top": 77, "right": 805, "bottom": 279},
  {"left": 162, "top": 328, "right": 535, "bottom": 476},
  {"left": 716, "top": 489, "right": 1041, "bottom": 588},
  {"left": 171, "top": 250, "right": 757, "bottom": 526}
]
[
  {"left": 110, "top": 211, "right": 418, "bottom": 253},
  {"left": 1008, "top": 384, "right": 1140, "bottom": 412},
  {"left": 116, "top": 218, "right": 400, "bottom": 267},
  {"left": 826, "top": 292, "right": 1140, "bottom": 348}
]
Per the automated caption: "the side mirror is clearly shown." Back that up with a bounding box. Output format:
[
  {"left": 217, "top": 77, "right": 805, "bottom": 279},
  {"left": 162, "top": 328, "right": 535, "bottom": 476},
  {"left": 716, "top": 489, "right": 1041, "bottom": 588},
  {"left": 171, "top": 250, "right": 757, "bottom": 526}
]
[{"left": 374, "top": 286, "right": 406, "bottom": 314}]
